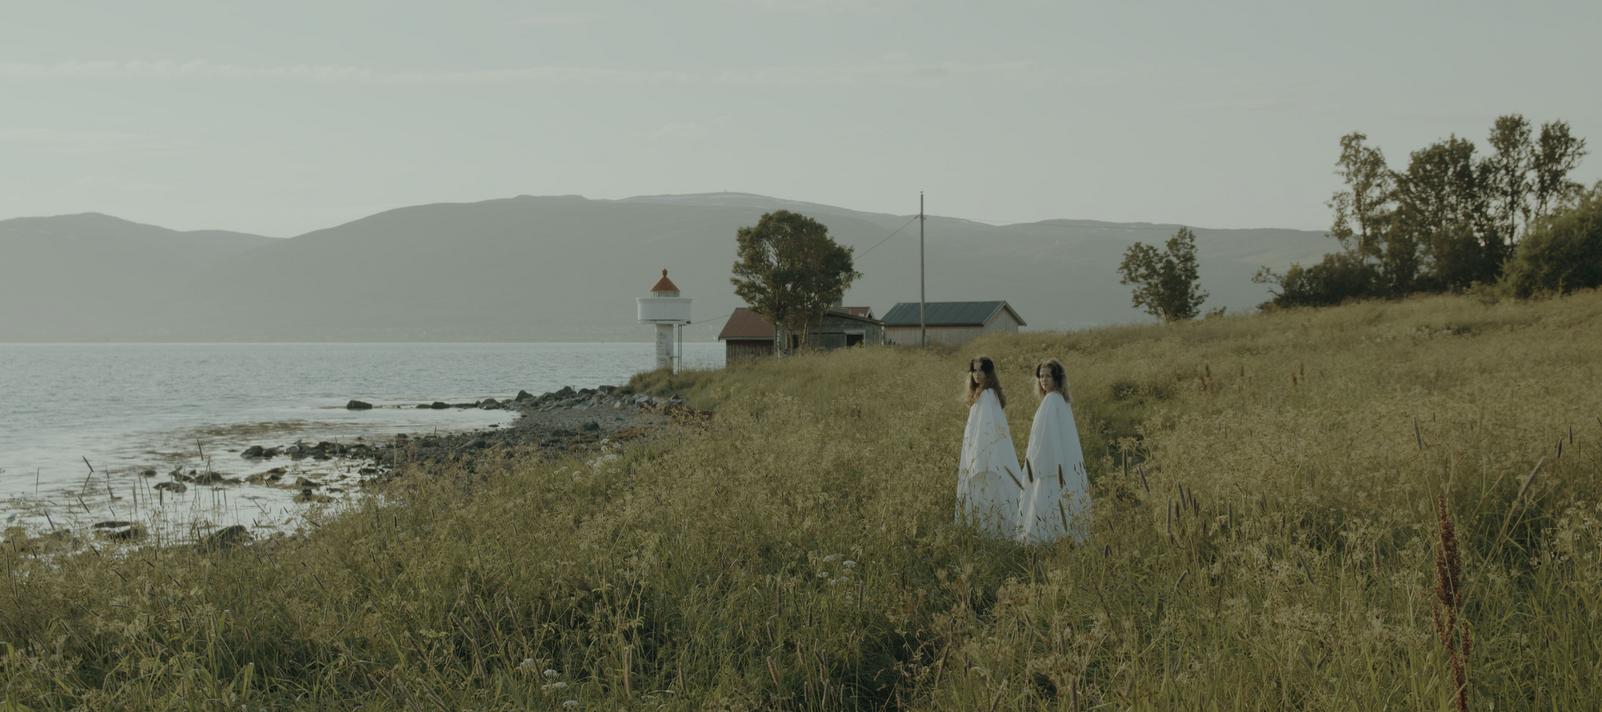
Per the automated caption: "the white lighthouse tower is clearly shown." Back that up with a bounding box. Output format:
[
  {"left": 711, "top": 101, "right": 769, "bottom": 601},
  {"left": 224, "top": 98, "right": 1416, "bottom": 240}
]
[{"left": 637, "top": 269, "right": 691, "bottom": 372}]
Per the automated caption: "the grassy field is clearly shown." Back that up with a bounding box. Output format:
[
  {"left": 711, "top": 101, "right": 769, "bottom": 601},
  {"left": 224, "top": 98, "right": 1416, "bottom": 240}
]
[{"left": 4, "top": 292, "right": 1601, "bottom": 710}]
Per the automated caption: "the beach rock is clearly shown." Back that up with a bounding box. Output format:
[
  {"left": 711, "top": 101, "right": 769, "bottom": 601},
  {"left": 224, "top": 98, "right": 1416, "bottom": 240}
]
[
  {"left": 294, "top": 476, "right": 321, "bottom": 489},
  {"left": 554, "top": 386, "right": 576, "bottom": 398},
  {"left": 582, "top": 420, "right": 601, "bottom": 433},
  {"left": 429, "top": 401, "right": 451, "bottom": 410},
  {"left": 478, "top": 398, "right": 502, "bottom": 410},
  {"left": 92, "top": 520, "right": 133, "bottom": 529},
  {"left": 295, "top": 489, "right": 334, "bottom": 504},
  {"left": 241, "top": 445, "right": 267, "bottom": 459},
  {"left": 95, "top": 523, "right": 146, "bottom": 541},
  {"left": 466, "top": 437, "right": 489, "bottom": 450},
  {"left": 139, "top": 468, "right": 157, "bottom": 477},
  {"left": 514, "top": 389, "right": 535, "bottom": 402},
  {"left": 346, "top": 399, "right": 374, "bottom": 410},
  {"left": 201, "top": 525, "right": 250, "bottom": 549},
  {"left": 190, "top": 471, "right": 232, "bottom": 485},
  {"left": 244, "top": 470, "right": 283, "bottom": 485},
  {"left": 154, "top": 481, "right": 187, "bottom": 494}
]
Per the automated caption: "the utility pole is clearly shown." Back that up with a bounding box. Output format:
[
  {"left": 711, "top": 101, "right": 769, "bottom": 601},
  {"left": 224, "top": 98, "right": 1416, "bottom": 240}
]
[{"left": 919, "top": 191, "right": 927, "bottom": 347}]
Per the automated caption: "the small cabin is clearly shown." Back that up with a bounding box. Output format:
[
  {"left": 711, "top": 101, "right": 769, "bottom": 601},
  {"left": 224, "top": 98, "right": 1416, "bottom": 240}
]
[
  {"left": 717, "top": 307, "right": 884, "bottom": 362},
  {"left": 881, "top": 301, "right": 1026, "bottom": 346}
]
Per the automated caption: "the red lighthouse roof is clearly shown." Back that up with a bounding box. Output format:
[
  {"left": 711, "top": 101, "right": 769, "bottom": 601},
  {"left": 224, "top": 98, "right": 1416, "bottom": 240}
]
[{"left": 650, "top": 269, "right": 680, "bottom": 294}]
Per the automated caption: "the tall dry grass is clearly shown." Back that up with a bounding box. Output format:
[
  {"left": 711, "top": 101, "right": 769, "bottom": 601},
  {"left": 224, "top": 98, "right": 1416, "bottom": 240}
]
[{"left": 3, "top": 291, "right": 1601, "bottom": 710}]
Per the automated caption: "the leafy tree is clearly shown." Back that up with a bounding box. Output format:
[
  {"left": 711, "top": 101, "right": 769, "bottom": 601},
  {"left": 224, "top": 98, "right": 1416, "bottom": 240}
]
[
  {"left": 1328, "top": 132, "right": 1396, "bottom": 263},
  {"left": 730, "top": 210, "right": 860, "bottom": 355},
  {"left": 1533, "top": 120, "right": 1588, "bottom": 220},
  {"left": 1486, "top": 114, "right": 1535, "bottom": 244},
  {"left": 1393, "top": 136, "right": 1500, "bottom": 291},
  {"left": 1118, "top": 227, "right": 1208, "bottom": 321},
  {"left": 1502, "top": 182, "right": 1602, "bottom": 298}
]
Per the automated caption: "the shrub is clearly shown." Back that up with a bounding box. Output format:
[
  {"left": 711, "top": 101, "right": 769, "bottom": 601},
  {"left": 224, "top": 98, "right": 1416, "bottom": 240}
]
[
  {"left": 1503, "top": 184, "right": 1602, "bottom": 297},
  {"left": 1256, "top": 251, "right": 1384, "bottom": 308}
]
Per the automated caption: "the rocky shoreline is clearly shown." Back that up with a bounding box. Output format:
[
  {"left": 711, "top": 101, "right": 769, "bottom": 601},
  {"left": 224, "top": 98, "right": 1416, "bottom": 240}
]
[
  {"left": 7, "top": 384, "right": 697, "bottom": 551},
  {"left": 205, "top": 385, "right": 693, "bottom": 501}
]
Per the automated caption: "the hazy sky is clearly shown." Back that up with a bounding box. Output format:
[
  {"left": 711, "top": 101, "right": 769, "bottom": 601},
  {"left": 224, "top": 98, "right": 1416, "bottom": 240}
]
[{"left": 3, "top": 0, "right": 1599, "bottom": 236}]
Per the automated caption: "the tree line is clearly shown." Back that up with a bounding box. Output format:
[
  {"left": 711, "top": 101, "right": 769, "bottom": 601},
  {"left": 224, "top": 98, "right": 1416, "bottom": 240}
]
[
  {"left": 1119, "top": 114, "right": 1600, "bottom": 321},
  {"left": 1258, "top": 115, "right": 1596, "bottom": 306}
]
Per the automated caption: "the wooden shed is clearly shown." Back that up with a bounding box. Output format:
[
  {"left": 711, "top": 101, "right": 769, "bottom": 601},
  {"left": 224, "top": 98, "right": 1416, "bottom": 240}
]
[
  {"left": 881, "top": 301, "right": 1026, "bottom": 346},
  {"left": 717, "top": 307, "right": 884, "bottom": 362}
]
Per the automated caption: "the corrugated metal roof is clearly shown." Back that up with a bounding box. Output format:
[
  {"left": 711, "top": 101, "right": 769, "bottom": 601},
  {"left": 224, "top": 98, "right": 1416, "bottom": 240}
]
[
  {"left": 717, "top": 308, "right": 775, "bottom": 340},
  {"left": 880, "top": 301, "right": 1026, "bottom": 327}
]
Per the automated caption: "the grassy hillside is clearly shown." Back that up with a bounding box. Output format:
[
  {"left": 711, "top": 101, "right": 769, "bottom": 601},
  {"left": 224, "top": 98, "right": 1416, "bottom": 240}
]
[{"left": 4, "top": 292, "right": 1601, "bottom": 709}]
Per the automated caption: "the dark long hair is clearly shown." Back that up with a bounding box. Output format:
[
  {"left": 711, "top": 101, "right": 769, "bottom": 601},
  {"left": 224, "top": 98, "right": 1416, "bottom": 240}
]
[
  {"left": 964, "top": 355, "right": 1006, "bottom": 409},
  {"left": 1035, "top": 358, "right": 1068, "bottom": 400}
]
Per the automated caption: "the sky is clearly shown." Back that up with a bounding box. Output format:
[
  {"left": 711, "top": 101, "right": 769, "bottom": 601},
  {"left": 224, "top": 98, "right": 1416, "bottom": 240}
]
[{"left": 2, "top": 0, "right": 1600, "bottom": 237}]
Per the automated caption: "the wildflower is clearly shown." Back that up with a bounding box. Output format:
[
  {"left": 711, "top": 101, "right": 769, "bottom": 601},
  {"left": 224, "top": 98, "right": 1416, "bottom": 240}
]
[
  {"left": 842, "top": 560, "right": 856, "bottom": 569},
  {"left": 517, "top": 659, "right": 537, "bottom": 672},
  {"left": 543, "top": 669, "right": 559, "bottom": 680},
  {"left": 542, "top": 681, "right": 568, "bottom": 691},
  {"left": 562, "top": 701, "right": 579, "bottom": 710}
]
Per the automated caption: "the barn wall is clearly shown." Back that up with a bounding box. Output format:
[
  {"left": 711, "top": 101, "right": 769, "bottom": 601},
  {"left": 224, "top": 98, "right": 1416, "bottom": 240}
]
[
  {"left": 885, "top": 325, "right": 987, "bottom": 346},
  {"left": 983, "top": 312, "right": 1023, "bottom": 334},
  {"left": 725, "top": 339, "right": 774, "bottom": 362}
]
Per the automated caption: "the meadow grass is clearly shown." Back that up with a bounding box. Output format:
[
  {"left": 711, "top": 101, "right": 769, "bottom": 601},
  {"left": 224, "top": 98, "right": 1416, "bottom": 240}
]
[{"left": 3, "top": 292, "right": 1601, "bottom": 710}]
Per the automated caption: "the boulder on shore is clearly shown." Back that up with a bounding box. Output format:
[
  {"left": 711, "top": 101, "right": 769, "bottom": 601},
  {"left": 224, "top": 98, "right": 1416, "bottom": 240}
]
[
  {"left": 154, "top": 481, "right": 187, "bottom": 494},
  {"left": 429, "top": 401, "right": 451, "bottom": 410},
  {"left": 346, "top": 400, "right": 374, "bottom": 410},
  {"left": 513, "top": 389, "right": 535, "bottom": 402},
  {"left": 94, "top": 523, "right": 146, "bottom": 541},
  {"left": 201, "top": 525, "right": 250, "bottom": 549}
]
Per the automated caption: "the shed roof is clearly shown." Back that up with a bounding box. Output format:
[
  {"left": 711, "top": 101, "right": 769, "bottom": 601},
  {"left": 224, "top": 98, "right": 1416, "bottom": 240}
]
[
  {"left": 717, "top": 306, "right": 881, "bottom": 340},
  {"left": 717, "top": 308, "right": 774, "bottom": 340},
  {"left": 881, "top": 301, "right": 1026, "bottom": 327}
]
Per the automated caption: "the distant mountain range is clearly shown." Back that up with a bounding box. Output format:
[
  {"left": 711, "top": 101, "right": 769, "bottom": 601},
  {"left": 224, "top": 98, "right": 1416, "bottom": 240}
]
[{"left": 0, "top": 193, "right": 1333, "bottom": 341}]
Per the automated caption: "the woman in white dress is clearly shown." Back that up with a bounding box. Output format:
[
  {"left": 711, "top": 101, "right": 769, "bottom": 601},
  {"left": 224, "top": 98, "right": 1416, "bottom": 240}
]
[
  {"left": 1021, "top": 359, "right": 1091, "bottom": 544},
  {"left": 955, "top": 356, "right": 1027, "bottom": 539}
]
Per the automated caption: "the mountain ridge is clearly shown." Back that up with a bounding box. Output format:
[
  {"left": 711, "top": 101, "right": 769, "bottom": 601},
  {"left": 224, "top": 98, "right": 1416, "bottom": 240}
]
[{"left": 0, "top": 193, "right": 1334, "bottom": 342}]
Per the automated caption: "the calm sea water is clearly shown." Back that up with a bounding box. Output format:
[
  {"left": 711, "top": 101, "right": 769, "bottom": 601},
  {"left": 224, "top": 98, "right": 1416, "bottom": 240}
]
[{"left": 0, "top": 342, "right": 722, "bottom": 534}]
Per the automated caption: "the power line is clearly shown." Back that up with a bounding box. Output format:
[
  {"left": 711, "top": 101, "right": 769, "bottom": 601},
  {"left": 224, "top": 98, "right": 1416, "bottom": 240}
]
[
  {"left": 856, "top": 215, "right": 921, "bottom": 258},
  {"left": 685, "top": 310, "right": 736, "bottom": 327}
]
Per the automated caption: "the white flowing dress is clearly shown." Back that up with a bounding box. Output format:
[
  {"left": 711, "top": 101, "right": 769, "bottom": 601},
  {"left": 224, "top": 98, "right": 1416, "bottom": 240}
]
[
  {"left": 1021, "top": 391, "right": 1091, "bottom": 544},
  {"left": 955, "top": 388, "right": 1026, "bottom": 540}
]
